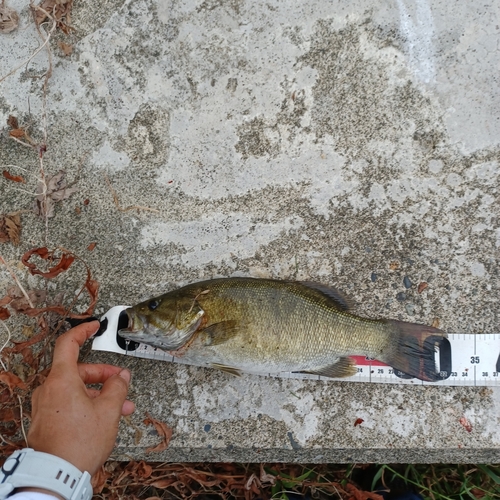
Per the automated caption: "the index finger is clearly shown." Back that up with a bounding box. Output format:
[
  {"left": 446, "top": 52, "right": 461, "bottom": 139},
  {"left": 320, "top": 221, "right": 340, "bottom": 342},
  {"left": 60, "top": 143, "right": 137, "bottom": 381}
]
[{"left": 51, "top": 321, "right": 100, "bottom": 372}]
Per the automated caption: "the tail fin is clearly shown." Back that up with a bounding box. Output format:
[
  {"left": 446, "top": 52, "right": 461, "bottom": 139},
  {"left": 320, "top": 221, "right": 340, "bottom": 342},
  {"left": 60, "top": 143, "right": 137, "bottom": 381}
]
[{"left": 384, "top": 320, "right": 448, "bottom": 382}]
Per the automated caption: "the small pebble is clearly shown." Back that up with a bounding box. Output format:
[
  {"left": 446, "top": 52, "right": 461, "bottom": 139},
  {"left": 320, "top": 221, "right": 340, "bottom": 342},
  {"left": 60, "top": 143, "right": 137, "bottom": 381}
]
[
  {"left": 371, "top": 272, "right": 378, "bottom": 282},
  {"left": 403, "top": 276, "right": 412, "bottom": 289},
  {"left": 405, "top": 303, "right": 415, "bottom": 315},
  {"left": 417, "top": 282, "right": 428, "bottom": 293},
  {"left": 396, "top": 292, "right": 406, "bottom": 302},
  {"left": 204, "top": 424, "right": 211, "bottom": 432}
]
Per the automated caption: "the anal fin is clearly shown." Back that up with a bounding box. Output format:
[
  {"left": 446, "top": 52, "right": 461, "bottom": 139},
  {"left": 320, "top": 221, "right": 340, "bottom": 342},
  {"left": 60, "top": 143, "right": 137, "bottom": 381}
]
[
  {"left": 298, "top": 357, "right": 357, "bottom": 378},
  {"left": 210, "top": 363, "right": 242, "bottom": 377}
]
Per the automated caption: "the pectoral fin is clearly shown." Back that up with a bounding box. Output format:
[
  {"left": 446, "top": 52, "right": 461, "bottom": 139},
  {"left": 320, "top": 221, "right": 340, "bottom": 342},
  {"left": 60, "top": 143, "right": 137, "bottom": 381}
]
[
  {"left": 210, "top": 363, "right": 242, "bottom": 377},
  {"left": 299, "top": 357, "right": 357, "bottom": 378},
  {"left": 202, "top": 321, "right": 239, "bottom": 346}
]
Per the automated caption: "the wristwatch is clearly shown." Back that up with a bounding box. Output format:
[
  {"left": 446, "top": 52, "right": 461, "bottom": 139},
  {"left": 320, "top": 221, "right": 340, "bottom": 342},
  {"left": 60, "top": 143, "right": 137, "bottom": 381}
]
[{"left": 0, "top": 449, "right": 92, "bottom": 500}]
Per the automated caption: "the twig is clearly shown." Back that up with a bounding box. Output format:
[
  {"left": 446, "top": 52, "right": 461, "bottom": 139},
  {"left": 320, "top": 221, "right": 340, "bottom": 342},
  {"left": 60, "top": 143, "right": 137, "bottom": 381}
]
[
  {"left": 7, "top": 136, "right": 36, "bottom": 150},
  {"left": 0, "top": 7, "right": 57, "bottom": 84},
  {"left": 17, "top": 395, "right": 28, "bottom": 447},
  {"left": 0, "top": 319, "right": 11, "bottom": 371},
  {"left": 38, "top": 154, "right": 49, "bottom": 244},
  {"left": 0, "top": 255, "right": 35, "bottom": 309},
  {"left": 105, "top": 175, "right": 159, "bottom": 213},
  {"left": 31, "top": 3, "right": 55, "bottom": 146}
]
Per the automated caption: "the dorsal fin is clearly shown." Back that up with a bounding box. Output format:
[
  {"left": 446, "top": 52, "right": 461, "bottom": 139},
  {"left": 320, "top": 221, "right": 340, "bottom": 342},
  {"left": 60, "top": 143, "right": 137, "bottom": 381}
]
[{"left": 299, "top": 281, "right": 353, "bottom": 311}]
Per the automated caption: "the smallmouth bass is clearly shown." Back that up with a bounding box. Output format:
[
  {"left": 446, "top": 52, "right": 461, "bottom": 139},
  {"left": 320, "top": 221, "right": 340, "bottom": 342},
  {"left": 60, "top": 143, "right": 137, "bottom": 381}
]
[{"left": 118, "top": 278, "right": 446, "bottom": 381}]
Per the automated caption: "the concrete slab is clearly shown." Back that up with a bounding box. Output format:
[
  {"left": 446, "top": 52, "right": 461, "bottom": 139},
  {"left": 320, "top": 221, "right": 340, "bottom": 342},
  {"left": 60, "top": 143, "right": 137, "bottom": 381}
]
[{"left": 1, "top": 0, "right": 499, "bottom": 462}]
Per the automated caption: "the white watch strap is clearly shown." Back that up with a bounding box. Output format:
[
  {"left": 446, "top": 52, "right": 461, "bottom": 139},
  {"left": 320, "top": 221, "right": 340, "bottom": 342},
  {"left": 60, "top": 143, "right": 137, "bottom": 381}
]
[{"left": 0, "top": 449, "right": 92, "bottom": 500}]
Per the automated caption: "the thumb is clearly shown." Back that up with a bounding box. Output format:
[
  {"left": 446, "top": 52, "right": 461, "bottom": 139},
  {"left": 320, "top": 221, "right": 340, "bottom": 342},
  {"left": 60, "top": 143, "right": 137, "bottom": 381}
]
[{"left": 98, "top": 369, "right": 131, "bottom": 413}]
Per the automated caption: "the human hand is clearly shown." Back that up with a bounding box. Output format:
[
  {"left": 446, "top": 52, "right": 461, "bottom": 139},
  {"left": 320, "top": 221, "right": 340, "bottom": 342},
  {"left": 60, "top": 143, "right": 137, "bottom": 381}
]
[{"left": 27, "top": 321, "right": 135, "bottom": 476}]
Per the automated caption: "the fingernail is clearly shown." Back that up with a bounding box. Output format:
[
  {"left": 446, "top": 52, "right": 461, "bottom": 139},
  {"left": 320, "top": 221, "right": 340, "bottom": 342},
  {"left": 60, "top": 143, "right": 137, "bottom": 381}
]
[{"left": 119, "top": 368, "right": 131, "bottom": 383}]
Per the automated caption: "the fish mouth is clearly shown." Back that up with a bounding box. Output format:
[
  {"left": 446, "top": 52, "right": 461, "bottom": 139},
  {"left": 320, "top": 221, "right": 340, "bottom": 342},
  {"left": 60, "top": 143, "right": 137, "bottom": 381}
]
[
  {"left": 117, "top": 308, "right": 179, "bottom": 350},
  {"left": 117, "top": 308, "right": 147, "bottom": 337}
]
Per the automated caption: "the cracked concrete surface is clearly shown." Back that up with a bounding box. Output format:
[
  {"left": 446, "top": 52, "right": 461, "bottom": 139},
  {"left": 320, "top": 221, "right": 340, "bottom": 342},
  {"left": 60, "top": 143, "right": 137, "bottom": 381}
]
[{"left": 0, "top": 0, "right": 499, "bottom": 462}]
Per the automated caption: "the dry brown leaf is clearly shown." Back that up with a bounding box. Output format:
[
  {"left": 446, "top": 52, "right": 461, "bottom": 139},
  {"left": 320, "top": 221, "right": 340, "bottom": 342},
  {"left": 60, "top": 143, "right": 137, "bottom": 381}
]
[
  {"left": 0, "top": 296, "right": 12, "bottom": 306},
  {"left": 431, "top": 317, "right": 440, "bottom": 329},
  {"left": 6, "top": 115, "right": 18, "bottom": 129},
  {"left": 345, "top": 483, "right": 385, "bottom": 500},
  {"left": 0, "top": 307, "right": 10, "bottom": 320},
  {"left": 2, "top": 170, "right": 25, "bottom": 183},
  {"left": 8, "top": 129, "right": 25, "bottom": 138},
  {"left": 149, "top": 478, "right": 175, "bottom": 489},
  {"left": 21, "top": 325, "right": 34, "bottom": 337},
  {"left": 57, "top": 40, "right": 72, "bottom": 55},
  {"left": 0, "top": 371, "right": 27, "bottom": 391},
  {"left": 417, "top": 282, "right": 428, "bottom": 293},
  {"left": 0, "top": 407, "right": 20, "bottom": 422},
  {"left": 136, "top": 461, "right": 153, "bottom": 479},
  {"left": 22, "top": 247, "right": 75, "bottom": 279},
  {"left": 34, "top": 0, "right": 74, "bottom": 33},
  {"left": 0, "top": 2, "right": 19, "bottom": 34},
  {"left": 0, "top": 214, "right": 21, "bottom": 245},
  {"left": 143, "top": 412, "right": 173, "bottom": 453},
  {"left": 34, "top": 171, "right": 78, "bottom": 218},
  {"left": 10, "top": 290, "right": 47, "bottom": 313},
  {"left": 87, "top": 242, "right": 96, "bottom": 251}
]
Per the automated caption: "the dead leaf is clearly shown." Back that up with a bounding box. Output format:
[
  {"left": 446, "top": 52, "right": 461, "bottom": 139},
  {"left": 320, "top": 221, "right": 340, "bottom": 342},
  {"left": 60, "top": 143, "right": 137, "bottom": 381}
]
[
  {"left": 22, "top": 247, "right": 75, "bottom": 278},
  {"left": 0, "top": 214, "right": 21, "bottom": 245},
  {"left": 10, "top": 290, "right": 46, "bottom": 312},
  {"left": 459, "top": 416, "right": 472, "bottom": 433},
  {"left": 150, "top": 479, "right": 175, "bottom": 489},
  {"left": 6, "top": 115, "right": 18, "bottom": 129},
  {"left": 345, "top": 483, "right": 384, "bottom": 500},
  {"left": 0, "top": 2, "right": 19, "bottom": 34},
  {"left": 143, "top": 413, "right": 173, "bottom": 453},
  {"left": 0, "top": 307, "right": 10, "bottom": 320},
  {"left": 417, "top": 282, "right": 428, "bottom": 293},
  {"left": 8, "top": 129, "right": 25, "bottom": 139},
  {"left": 34, "top": 171, "right": 78, "bottom": 218},
  {"left": 136, "top": 461, "right": 153, "bottom": 479},
  {"left": 354, "top": 418, "right": 364, "bottom": 427},
  {"left": 20, "top": 347, "right": 34, "bottom": 366},
  {"left": 0, "top": 296, "right": 12, "bottom": 306},
  {"left": 0, "top": 407, "right": 20, "bottom": 422},
  {"left": 0, "top": 372, "right": 27, "bottom": 391},
  {"left": 2, "top": 170, "right": 25, "bottom": 183},
  {"left": 431, "top": 317, "right": 440, "bottom": 329},
  {"left": 57, "top": 40, "right": 72, "bottom": 55},
  {"left": 34, "top": 0, "right": 74, "bottom": 34},
  {"left": 21, "top": 325, "right": 34, "bottom": 337},
  {"left": 87, "top": 242, "right": 96, "bottom": 251}
]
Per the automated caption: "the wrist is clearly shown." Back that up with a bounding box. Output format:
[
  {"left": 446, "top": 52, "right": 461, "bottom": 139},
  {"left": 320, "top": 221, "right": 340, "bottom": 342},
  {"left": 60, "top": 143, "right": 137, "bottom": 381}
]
[
  {"left": 0, "top": 449, "right": 92, "bottom": 500},
  {"left": 14, "top": 487, "right": 65, "bottom": 500}
]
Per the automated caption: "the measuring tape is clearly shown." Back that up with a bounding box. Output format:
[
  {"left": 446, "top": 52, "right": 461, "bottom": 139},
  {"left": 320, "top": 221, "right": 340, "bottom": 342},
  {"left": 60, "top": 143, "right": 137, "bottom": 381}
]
[{"left": 92, "top": 306, "right": 500, "bottom": 387}]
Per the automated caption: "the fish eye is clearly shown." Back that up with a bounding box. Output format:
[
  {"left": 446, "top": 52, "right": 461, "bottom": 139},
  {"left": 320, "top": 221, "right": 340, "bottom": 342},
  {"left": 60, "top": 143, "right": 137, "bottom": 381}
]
[{"left": 148, "top": 299, "right": 160, "bottom": 311}]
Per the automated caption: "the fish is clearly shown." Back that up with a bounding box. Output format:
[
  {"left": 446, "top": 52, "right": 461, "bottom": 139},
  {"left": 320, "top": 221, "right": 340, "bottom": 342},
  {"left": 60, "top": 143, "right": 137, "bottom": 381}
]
[{"left": 118, "top": 277, "right": 447, "bottom": 381}]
